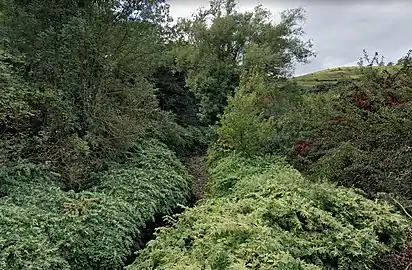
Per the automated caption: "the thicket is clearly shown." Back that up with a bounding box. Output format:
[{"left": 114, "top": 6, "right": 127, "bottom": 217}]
[
  {"left": 1, "top": 6, "right": 201, "bottom": 268},
  {"left": 128, "top": 153, "right": 409, "bottom": 269},
  {"left": 208, "top": 50, "right": 412, "bottom": 268},
  {"left": 0, "top": 141, "right": 190, "bottom": 270},
  {"left": 0, "top": 0, "right": 314, "bottom": 184},
  {"left": 3, "top": 0, "right": 412, "bottom": 268},
  {"left": 213, "top": 48, "right": 412, "bottom": 204},
  {"left": 1, "top": 1, "right": 316, "bottom": 268},
  {"left": 0, "top": 0, "right": 209, "bottom": 190},
  {"left": 275, "top": 51, "right": 412, "bottom": 204}
]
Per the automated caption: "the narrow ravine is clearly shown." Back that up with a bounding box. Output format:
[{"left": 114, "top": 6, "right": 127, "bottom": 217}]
[
  {"left": 185, "top": 155, "right": 209, "bottom": 204},
  {"left": 123, "top": 213, "right": 168, "bottom": 267},
  {"left": 123, "top": 155, "right": 210, "bottom": 268}
]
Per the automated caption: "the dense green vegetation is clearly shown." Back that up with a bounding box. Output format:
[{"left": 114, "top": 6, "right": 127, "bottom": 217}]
[
  {"left": 0, "top": 0, "right": 201, "bottom": 268},
  {"left": 0, "top": 141, "right": 190, "bottom": 269},
  {"left": 1, "top": 0, "right": 412, "bottom": 269},
  {"left": 213, "top": 49, "right": 412, "bottom": 203},
  {"left": 128, "top": 153, "right": 408, "bottom": 269},
  {"left": 278, "top": 57, "right": 412, "bottom": 204},
  {"left": 127, "top": 52, "right": 412, "bottom": 269},
  {"left": 205, "top": 49, "right": 412, "bottom": 268},
  {"left": 171, "top": 1, "right": 314, "bottom": 124}
]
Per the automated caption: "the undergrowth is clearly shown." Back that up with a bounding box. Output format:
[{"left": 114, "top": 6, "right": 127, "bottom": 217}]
[
  {"left": 128, "top": 153, "right": 409, "bottom": 270},
  {"left": 0, "top": 140, "right": 190, "bottom": 270}
]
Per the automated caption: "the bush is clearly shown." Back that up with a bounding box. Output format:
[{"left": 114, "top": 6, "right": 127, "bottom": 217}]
[
  {"left": 275, "top": 62, "right": 412, "bottom": 201},
  {"left": 215, "top": 73, "right": 276, "bottom": 156},
  {"left": 1, "top": 4, "right": 176, "bottom": 187},
  {"left": 211, "top": 72, "right": 300, "bottom": 162},
  {"left": 0, "top": 141, "right": 190, "bottom": 270},
  {"left": 128, "top": 153, "right": 409, "bottom": 270},
  {"left": 0, "top": 48, "right": 55, "bottom": 164}
]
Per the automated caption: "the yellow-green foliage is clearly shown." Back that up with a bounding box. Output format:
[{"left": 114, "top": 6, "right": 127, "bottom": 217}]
[
  {"left": 128, "top": 153, "right": 409, "bottom": 270},
  {"left": 0, "top": 141, "right": 190, "bottom": 270},
  {"left": 212, "top": 72, "right": 300, "bottom": 161},
  {"left": 216, "top": 73, "right": 276, "bottom": 156}
]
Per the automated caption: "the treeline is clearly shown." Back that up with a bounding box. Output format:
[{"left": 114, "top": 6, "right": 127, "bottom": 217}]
[{"left": 0, "top": 0, "right": 311, "bottom": 187}]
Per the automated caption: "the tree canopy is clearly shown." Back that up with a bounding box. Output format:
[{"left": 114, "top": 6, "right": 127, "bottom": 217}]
[{"left": 172, "top": 0, "right": 314, "bottom": 123}]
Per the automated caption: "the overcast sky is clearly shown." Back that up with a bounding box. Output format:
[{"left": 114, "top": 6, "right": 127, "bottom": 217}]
[{"left": 168, "top": 0, "right": 412, "bottom": 75}]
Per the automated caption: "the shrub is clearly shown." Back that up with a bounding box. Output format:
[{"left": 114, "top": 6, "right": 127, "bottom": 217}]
[
  {"left": 159, "top": 122, "right": 215, "bottom": 157},
  {"left": 128, "top": 153, "right": 409, "bottom": 270},
  {"left": 275, "top": 62, "right": 412, "bottom": 201},
  {"left": 211, "top": 72, "right": 300, "bottom": 162},
  {"left": 0, "top": 48, "right": 56, "bottom": 164},
  {"left": 216, "top": 73, "right": 276, "bottom": 156},
  {"left": 0, "top": 203, "right": 71, "bottom": 270},
  {"left": 0, "top": 141, "right": 190, "bottom": 270}
]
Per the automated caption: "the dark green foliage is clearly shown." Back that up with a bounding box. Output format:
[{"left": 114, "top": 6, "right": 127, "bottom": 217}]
[
  {"left": 275, "top": 54, "right": 412, "bottom": 202},
  {"left": 1, "top": 0, "right": 176, "bottom": 187},
  {"left": 169, "top": 125, "right": 215, "bottom": 157},
  {"left": 0, "top": 48, "right": 54, "bottom": 163},
  {"left": 3, "top": 0, "right": 411, "bottom": 268},
  {"left": 152, "top": 62, "right": 201, "bottom": 126},
  {"left": 0, "top": 2, "right": 213, "bottom": 267},
  {"left": 128, "top": 153, "right": 409, "bottom": 270},
  {"left": 0, "top": 141, "right": 190, "bottom": 269}
]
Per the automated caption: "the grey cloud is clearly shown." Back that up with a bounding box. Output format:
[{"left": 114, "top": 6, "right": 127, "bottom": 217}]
[{"left": 267, "top": 0, "right": 412, "bottom": 74}]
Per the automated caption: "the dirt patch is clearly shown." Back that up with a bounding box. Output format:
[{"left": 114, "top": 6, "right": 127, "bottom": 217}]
[{"left": 184, "top": 155, "right": 209, "bottom": 202}]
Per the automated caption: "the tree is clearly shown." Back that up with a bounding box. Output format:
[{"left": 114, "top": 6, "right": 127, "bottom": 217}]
[
  {"left": 173, "top": 0, "right": 314, "bottom": 124},
  {"left": 151, "top": 49, "right": 201, "bottom": 126},
  {"left": 1, "top": 0, "right": 174, "bottom": 186},
  {"left": 397, "top": 55, "right": 412, "bottom": 65}
]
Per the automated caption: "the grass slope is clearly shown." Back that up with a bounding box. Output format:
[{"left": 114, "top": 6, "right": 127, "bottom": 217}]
[{"left": 294, "top": 65, "right": 400, "bottom": 89}]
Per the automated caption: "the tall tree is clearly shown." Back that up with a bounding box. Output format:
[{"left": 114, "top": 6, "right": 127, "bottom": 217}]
[{"left": 173, "top": 0, "right": 314, "bottom": 124}]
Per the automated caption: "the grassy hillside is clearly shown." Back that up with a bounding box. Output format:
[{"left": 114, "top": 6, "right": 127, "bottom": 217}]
[{"left": 294, "top": 65, "right": 401, "bottom": 89}]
